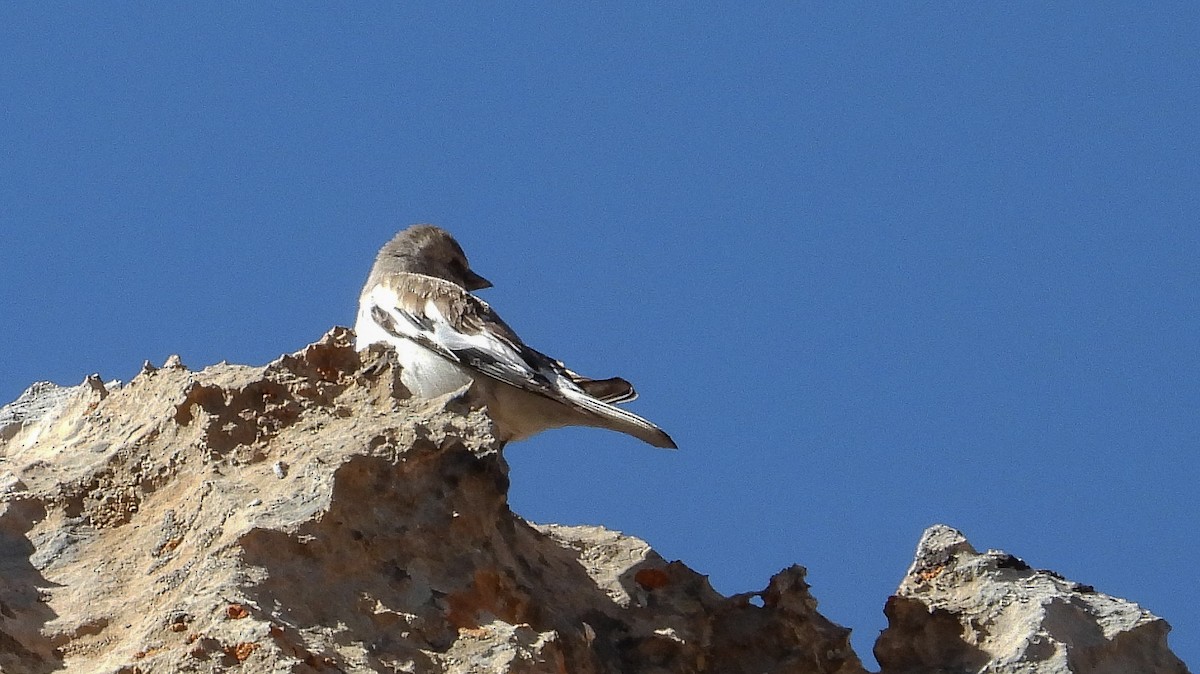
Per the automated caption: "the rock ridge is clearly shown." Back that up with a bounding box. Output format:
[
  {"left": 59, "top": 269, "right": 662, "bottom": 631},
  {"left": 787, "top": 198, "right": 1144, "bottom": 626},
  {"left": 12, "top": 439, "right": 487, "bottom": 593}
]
[
  {"left": 0, "top": 329, "right": 862, "bottom": 673},
  {"left": 874, "top": 525, "right": 1189, "bottom": 674},
  {"left": 0, "top": 328, "right": 1189, "bottom": 673}
]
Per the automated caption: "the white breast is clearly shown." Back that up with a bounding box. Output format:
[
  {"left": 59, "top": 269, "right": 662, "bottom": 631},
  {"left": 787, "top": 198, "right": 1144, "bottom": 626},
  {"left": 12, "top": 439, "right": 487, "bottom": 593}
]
[{"left": 354, "top": 303, "right": 474, "bottom": 398}]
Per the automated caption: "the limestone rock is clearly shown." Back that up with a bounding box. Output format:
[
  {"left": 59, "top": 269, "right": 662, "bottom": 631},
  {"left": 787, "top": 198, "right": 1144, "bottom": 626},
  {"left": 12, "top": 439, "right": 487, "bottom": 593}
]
[
  {"left": 3, "top": 331, "right": 1189, "bottom": 673},
  {"left": 875, "top": 524, "right": 1190, "bottom": 674},
  {"left": 0, "top": 328, "right": 865, "bottom": 674}
]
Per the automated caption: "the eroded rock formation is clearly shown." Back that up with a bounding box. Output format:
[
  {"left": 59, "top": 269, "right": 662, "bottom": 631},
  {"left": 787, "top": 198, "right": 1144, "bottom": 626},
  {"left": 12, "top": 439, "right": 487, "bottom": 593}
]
[
  {"left": 0, "top": 329, "right": 864, "bottom": 673},
  {"left": 875, "top": 525, "right": 1189, "bottom": 674},
  {"left": 1, "top": 329, "right": 1190, "bottom": 673}
]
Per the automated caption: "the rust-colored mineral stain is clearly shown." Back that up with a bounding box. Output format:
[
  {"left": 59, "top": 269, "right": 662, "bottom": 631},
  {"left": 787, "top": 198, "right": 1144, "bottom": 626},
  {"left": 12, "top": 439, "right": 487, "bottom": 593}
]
[
  {"left": 226, "top": 642, "right": 259, "bottom": 662},
  {"left": 917, "top": 564, "right": 946, "bottom": 582},
  {"left": 226, "top": 603, "right": 250, "bottom": 620},
  {"left": 634, "top": 567, "right": 672, "bottom": 590},
  {"left": 445, "top": 569, "right": 533, "bottom": 628}
]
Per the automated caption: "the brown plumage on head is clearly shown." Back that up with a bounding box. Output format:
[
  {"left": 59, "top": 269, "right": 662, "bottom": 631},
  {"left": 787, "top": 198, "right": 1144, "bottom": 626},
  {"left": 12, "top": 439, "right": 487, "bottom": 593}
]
[{"left": 369, "top": 224, "right": 492, "bottom": 291}]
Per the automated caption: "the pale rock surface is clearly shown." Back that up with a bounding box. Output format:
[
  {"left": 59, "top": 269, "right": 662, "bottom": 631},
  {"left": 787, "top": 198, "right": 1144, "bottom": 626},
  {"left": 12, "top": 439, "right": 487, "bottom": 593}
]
[
  {"left": 2, "top": 330, "right": 1190, "bottom": 673},
  {"left": 0, "top": 328, "right": 864, "bottom": 674},
  {"left": 875, "top": 524, "right": 1190, "bottom": 674}
]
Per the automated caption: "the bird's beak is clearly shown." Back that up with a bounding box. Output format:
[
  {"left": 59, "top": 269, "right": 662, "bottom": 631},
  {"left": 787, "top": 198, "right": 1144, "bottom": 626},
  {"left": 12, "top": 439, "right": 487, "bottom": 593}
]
[{"left": 464, "top": 269, "right": 492, "bottom": 291}]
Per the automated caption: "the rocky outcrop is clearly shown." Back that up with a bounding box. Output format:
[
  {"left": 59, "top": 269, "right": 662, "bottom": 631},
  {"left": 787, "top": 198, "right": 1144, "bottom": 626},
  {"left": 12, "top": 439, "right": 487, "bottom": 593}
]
[
  {"left": 1, "top": 329, "right": 1190, "bottom": 673},
  {"left": 0, "top": 328, "right": 863, "bottom": 673},
  {"left": 875, "top": 525, "right": 1190, "bottom": 674}
]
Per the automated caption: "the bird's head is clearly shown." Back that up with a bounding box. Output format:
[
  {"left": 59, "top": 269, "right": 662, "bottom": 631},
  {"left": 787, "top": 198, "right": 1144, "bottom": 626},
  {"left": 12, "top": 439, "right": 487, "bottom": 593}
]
[{"left": 382, "top": 224, "right": 493, "bottom": 291}]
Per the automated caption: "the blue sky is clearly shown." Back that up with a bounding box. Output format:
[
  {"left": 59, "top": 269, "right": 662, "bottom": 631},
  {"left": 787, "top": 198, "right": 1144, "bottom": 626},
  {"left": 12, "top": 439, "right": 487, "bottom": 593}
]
[{"left": 2, "top": 4, "right": 1196, "bottom": 667}]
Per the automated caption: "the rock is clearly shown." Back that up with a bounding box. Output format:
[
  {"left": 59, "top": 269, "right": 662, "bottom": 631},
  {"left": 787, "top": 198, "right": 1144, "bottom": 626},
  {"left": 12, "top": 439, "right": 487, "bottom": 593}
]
[
  {"left": 0, "top": 381, "right": 79, "bottom": 442},
  {"left": 3, "top": 332, "right": 1190, "bottom": 673},
  {"left": 875, "top": 524, "right": 1191, "bottom": 674},
  {"left": 0, "top": 328, "right": 866, "bottom": 674},
  {"left": 0, "top": 376, "right": 121, "bottom": 445}
]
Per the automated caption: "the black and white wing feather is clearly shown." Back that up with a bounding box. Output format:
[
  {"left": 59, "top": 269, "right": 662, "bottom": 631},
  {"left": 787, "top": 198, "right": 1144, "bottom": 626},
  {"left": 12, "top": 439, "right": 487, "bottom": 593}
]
[{"left": 366, "top": 275, "right": 619, "bottom": 404}]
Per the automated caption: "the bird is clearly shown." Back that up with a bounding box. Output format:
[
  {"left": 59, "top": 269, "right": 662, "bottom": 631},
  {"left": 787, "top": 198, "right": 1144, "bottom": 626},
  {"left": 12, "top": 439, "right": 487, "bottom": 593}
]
[{"left": 354, "top": 224, "right": 677, "bottom": 449}]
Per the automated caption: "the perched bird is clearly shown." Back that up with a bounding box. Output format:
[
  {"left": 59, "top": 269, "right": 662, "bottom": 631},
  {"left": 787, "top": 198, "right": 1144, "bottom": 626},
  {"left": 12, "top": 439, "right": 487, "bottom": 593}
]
[{"left": 354, "top": 224, "right": 677, "bottom": 449}]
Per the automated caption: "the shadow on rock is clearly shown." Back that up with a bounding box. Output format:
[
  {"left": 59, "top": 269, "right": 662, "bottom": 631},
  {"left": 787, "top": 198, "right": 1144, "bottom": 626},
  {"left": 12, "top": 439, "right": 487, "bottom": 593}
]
[{"left": 0, "top": 499, "right": 63, "bottom": 674}]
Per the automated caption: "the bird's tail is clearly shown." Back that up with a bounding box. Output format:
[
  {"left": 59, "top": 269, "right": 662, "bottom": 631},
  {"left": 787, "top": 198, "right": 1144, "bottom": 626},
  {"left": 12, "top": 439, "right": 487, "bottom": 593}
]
[{"left": 559, "top": 387, "right": 677, "bottom": 449}]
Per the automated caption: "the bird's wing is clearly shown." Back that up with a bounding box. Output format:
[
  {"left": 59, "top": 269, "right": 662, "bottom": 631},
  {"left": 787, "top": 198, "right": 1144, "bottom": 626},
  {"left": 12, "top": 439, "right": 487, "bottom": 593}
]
[
  {"left": 365, "top": 273, "right": 676, "bottom": 449},
  {"left": 365, "top": 274, "right": 587, "bottom": 405},
  {"left": 564, "top": 373, "right": 638, "bottom": 403}
]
